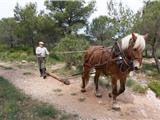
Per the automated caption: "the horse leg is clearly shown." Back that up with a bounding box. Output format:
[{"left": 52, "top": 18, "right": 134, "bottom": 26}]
[
  {"left": 111, "top": 78, "right": 118, "bottom": 102},
  {"left": 81, "top": 67, "right": 90, "bottom": 92},
  {"left": 117, "top": 78, "right": 126, "bottom": 96},
  {"left": 94, "top": 70, "right": 102, "bottom": 97},
  {"left": 110, "top": 77, "right": 121, "bottom": 110}
]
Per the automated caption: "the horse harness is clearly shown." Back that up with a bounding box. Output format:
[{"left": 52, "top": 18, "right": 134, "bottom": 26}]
[
  {"left": 111, "top": 41, "right": 134, "bottom": 72},
  {"left": 83, "top": 39, "right": 135, "bottom": 72}
]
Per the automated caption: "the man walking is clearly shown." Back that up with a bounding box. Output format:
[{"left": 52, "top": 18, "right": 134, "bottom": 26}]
[{"left": 36, "top": 41, "right": 49, "bottom": 79}]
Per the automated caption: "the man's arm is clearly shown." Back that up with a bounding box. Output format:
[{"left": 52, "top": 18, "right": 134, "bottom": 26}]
[{"left": 45, "top": 48, "right": 49, "bottom": 55}]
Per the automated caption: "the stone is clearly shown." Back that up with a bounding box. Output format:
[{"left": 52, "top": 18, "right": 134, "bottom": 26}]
[{"left": 21, "top": 60, "right": 27, "bottom": 63}]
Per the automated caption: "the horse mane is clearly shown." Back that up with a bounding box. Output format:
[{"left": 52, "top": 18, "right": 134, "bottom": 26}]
[{"left": 121, "top": 33, "right": 146, "bottom": 51}]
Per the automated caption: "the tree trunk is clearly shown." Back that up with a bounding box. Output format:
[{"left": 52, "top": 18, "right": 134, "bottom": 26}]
[
  {"left": 31, "top": 37, "right": 36, "bottom": 55},
  {"left": 9, "top": 34, "right": 14, "bottom": 48},
  {"left": 152, "top": 36, "right": 160, "bottom": 72}
]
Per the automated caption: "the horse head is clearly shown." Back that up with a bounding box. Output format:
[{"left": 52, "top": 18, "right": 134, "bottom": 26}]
[{"left": 121, "top": 33, "right": 148, "bottom": 70}]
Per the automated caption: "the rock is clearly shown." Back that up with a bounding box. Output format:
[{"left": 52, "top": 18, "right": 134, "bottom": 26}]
[
  {"left": 112, "top": 103, "right": 121, "bottom": 111},
  {"left": 98, "top": 100, "right": 105, "bottom": 105},
  {"left": 78, "top": 97, "right": 86, "bottom": 102},
  {"left": 140, "top": 109, "right": 148, "bottom": 118},
  {"left": 146, "top": 89, "right": 156, "bottom": 98},
  {"left": 21, "top": 60, "right": 27, "bottom": 63},
  {"left": 71, "top": 66, "right": 76, "bottom": 71}
]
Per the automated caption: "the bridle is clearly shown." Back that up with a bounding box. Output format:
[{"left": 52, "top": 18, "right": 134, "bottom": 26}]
[{"left": 111, "top": 40, "right": 135, "bottom": 72}]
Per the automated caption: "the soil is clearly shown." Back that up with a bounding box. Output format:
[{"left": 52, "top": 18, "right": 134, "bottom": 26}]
[{"left": 0, "top": 61, "right": 160, "bottom": 120}]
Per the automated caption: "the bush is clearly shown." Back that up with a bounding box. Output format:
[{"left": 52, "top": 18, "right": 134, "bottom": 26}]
[
  {"left": 55, "top": 35, "right": 90, "bottom": 69},
  {"left": 148, "top": 80, "right": 160, "bottom": 97},
  {"left": 0, "top": 44, "right": 36, "bottom": 62},
  {"left": 132, "top": 83, "right": 147, "bottom": 94},
  {"left": 126, "top": 79, "right": 137, "bottom": 87},
  {"left": 126, "top": 79, "right": 147, "bottom": 93}
]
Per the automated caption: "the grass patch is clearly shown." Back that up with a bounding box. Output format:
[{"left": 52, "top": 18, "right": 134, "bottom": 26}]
[
  {"left": 132, "top": 83, "right": 148, "bottom": 94},
  {"left": 126, "top": 79, "right": 147, "bottom": 94},
  {"left": 148, "top": 80, "right": 160, "bottom": 97},
  {"left": 70, "top": 92, "right": 77, "bottom": 96},
  {"left": 126, "top": 79, "right": 137, "bottom": 87},
  {"left": 0, "top": 44, "right": 62, "bottom": 64},
  {"left": 53, "top": 88, "right": 62, "bottom": 93},
  {"left": 78, "top": 97, "right": 86, "bottom": 102},
  {"left": 0, "top": 76, "right": 78, "bottom": 120},
  {"left": 142, "top": 63, "right": 160, "bottom": 81},
  {"left": 33, "top": 104, "right": 59, "bottom": 119}
]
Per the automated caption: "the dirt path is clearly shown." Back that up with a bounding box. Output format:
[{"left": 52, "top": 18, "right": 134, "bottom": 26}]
[{"left": 0, "top": 61, "right": 160, "bottom": 120}]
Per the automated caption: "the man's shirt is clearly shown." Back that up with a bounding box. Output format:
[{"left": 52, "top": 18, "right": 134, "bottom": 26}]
[{"left": 36, "top": 47, "right": 49, "bottom": 57}]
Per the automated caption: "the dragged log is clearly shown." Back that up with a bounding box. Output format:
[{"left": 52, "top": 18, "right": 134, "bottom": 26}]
[{"left": 46, "top": 72, "right": 70, "bottom": 85}]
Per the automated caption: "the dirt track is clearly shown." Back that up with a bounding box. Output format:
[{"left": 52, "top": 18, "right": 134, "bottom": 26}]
[{"left": 0, "top": 61, "right": 160, "bottom": 120}]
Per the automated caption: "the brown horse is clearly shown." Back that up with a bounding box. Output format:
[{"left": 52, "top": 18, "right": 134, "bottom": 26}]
[{"left": 81, "top": 33, "right": 148, "bottom": 109}]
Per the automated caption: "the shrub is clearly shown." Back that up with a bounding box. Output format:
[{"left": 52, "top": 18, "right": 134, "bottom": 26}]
[
  {"left": 126, "top": 79, "right": 147, "bottom": 94},
  {"left": 148, "top": 80, "right": 160, "bottom": 97},
  {"left": 55, "top": 35, "right": 90, "bottom": 69},
  {"left": 132, "top": 83, "right": 147, "bottom": 94},
  {"left": 126, "top": 79, "right": 137, "bottom": 87}
]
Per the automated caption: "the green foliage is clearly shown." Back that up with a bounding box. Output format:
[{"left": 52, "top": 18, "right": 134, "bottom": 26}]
[
  {"left": 126, "top": 78, "right": 147, "bottom": 93},
  {"left": 0, "top": 76, "right": 78, "bottom": 120},
  {"left": 148, "top": 80, "right": 160, "bottom": 97},
  {"left": 132, "top": 1, "right": 160, "bottom": 72},
  {"left": 14, "top": 2, "right": 39, "bottom": 54},
  {"left": 142, "top": 63, "right": 160, "bottom": 81},
  {"left": 0, "top": 18, "right": 18, "bottom": 47},
  {"left": 36, "top": 14, "right": 62, "bottom": 46},
  {"left": 33, "top": 105, "right": 59, "bottom": 118},
  {"left": 89, "top": 16, "right": 114, "bottom": 45},
  {"left": 89, "top": 0, "right": 134, "bottom": 46},
  {"left": 0, "top": 44, "right": 36, "bottom": 62},
  {"left": 45, "top": 0, "right": 95, "bottom": 34},
  {"left": 55, "top": 35, "right": 90, "bottom": 69},
  {"left": 126, "top": 79, "right": 137, "bottom": 87},
  {"left": 132, "top": 83, "right": 148, "bottom": 94},
  {"left": 106, "top": 0, "right": 134, "bottom": 36}
]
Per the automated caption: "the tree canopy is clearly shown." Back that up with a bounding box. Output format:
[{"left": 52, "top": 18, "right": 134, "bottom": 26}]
[{"left": 45, "top": 0, "right": 95, "bottom": 34}]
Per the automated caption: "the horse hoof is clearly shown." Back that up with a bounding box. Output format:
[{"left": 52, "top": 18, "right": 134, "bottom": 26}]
[
  {"left": 81, "top": 88, "right": 86, "bottom": 93},
  {"left": 108, "top": 93, "right": 112, "bottom": 98},
  {"left": 95, "top": 91, "right": 102, "bottom": 98},
  {"left": 112, "top": 103, "right": 121, "bottom": 111}
]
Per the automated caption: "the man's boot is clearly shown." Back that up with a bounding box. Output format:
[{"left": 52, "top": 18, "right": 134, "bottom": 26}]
[
  {"left": 39, "top": 69, "right": 43, "bottom": 77},
  {"left": 42, "top": 68, "right": 47, "bottom": 79}
]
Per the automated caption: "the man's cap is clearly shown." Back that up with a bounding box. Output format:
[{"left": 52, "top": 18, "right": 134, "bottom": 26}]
[{"left": 39, "top": 41, "right": 44, "bottom": 45}]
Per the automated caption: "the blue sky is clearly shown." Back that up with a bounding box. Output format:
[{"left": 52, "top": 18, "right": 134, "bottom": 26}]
[{"left": 0, "top": 0, "right": 144, "bottom": 20}]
